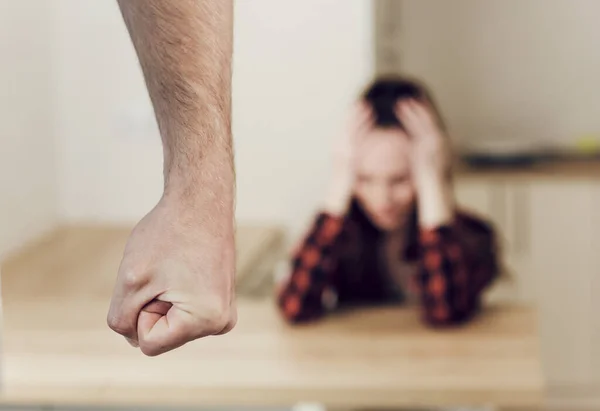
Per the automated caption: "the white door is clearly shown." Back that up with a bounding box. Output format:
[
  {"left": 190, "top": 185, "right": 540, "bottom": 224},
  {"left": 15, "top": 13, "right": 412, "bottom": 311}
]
[{"left": 528, "top": 179, "right": 596, "bottom": 388}]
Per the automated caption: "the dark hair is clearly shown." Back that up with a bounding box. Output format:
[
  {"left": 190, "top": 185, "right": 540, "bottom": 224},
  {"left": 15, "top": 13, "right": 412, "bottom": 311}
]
[
  {"left": 350, "top": 75, "right": 448, "bottom": 258},
  {"left": 362, "top": 74, "right": 447, "bottom": 131}
]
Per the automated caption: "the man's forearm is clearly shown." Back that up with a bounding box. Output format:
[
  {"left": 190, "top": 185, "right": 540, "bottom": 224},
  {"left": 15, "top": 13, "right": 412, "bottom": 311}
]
[{"left": 117, "top": 0, "right": 234, "bottom": 201}]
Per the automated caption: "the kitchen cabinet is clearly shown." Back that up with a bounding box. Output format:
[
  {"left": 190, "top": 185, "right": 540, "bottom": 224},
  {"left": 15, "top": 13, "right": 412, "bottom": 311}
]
[
  {"left": 456, "top": 173, "right": 600, "bottom": 404},
  {"left": 528, "top": 180, "right": 596, "bottom": 388},
  {"left": 454, "top": 177, "right": 536, "bottom": 304},
  {"left": 590, "top": 183, "right": 600, "bottom": 389}
]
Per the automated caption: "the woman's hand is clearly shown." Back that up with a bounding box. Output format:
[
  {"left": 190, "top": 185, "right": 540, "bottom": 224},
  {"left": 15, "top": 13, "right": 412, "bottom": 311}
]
[
  {"left": 396, "top": 99, "right": 455, "bottom": 228},
  {"left": 395, "top": 99, "right": 451, "bottom": 183},
  {"left": 325, "top": 102, "right": 374, "bottom": 216}
]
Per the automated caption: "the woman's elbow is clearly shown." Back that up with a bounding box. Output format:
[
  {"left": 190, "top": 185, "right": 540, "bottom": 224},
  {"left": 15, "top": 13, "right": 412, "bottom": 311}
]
[
  {"left": 274, "top": 291, "right": 324, "bottom": 325},
  {"left": 280, "top": 311, "right": 320, "bottom": 325},
  {"left": 422, "top": 302, "right": 480, "bottom": 327},
  {"left": 276, "top": 304, "right": 324, "bottom": 325}
]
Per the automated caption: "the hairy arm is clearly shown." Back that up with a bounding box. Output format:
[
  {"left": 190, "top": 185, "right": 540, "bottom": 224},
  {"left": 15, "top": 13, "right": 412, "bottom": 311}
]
[
  {"left": 117, "top": 0, "right": 234, "bottom": 207},
  {"left": 107, "top": 0, "right": 236, "bottom": 356}
]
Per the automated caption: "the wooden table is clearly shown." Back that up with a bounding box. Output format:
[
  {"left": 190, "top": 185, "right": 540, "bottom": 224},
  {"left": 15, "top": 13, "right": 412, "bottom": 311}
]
[{"left": 0, "top": 225, "right": 544, "bottom": 410}]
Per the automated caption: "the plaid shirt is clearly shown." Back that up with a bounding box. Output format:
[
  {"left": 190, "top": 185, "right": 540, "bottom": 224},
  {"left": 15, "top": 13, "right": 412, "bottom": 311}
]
[{"left": 276, "top": 209, "right": 499, "bottom": 326}]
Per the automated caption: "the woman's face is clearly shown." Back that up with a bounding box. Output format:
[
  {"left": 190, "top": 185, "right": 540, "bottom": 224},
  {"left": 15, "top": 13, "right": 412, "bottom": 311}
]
[{"left": 354, "top": 128, "right": 415, "bottom": 231}]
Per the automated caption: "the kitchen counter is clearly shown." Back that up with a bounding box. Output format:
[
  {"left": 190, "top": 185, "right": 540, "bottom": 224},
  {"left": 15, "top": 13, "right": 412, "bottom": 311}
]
[
  {"left": 455, "top": 157, "right": 600, "bottom": 180},
  {"left": 1, "top": 301, "right": 544, "bottom": 410},
  {"left": 0, "top": 224, "right": 544, "bottom": 410}
]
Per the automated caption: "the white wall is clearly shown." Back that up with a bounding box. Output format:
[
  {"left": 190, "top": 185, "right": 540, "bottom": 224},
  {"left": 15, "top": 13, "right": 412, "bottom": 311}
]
[
  {"left": 0, "top": 0, "right": 58, "bottom": 257},
  {"left": 53, "top": 0, "right": 164, "bottom": 224},
  {"left": 400, "top": 0, "right": 600, "bottom": 148},
  {"left": 54, "top": 0, "right": 374, "bottom": 236},
  {"left": 233, "top": 0, "right": 373, "bottom": 234},
  {"left": 6, "top": 0, "right": 599, "bottom": 246}
]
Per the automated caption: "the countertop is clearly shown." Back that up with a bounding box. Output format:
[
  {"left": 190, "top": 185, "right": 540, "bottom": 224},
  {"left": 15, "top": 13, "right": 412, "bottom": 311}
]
[
  {"left": 0, "top": 300, "right": 544, "bottom": 409},
  {"left": 455, "top": 157, "right": 600, "bottom": 180},
  {"left": 0, "top": 224, "right": 544, "bottom": 409}
]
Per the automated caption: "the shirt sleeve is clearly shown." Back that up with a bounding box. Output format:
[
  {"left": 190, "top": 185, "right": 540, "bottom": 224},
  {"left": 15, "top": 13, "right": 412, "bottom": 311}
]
[
  {"left": 275, "top": 212, "right": 350, "bottom": 323},
  {"left": 415, "top": 214, "right": 499, "bottom": 326}
]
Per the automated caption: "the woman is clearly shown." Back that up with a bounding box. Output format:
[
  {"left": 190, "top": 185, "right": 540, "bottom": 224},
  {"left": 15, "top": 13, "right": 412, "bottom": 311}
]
[{"left": 276, "top": 75, "right": 500, "bottom": 326}]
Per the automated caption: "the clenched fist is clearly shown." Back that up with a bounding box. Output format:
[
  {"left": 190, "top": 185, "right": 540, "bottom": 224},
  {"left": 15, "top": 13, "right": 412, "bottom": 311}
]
[
  {"left": 113, "top": 0, "right": 236, "bottom": 356},
  {"left": 107, "top": 191, "right": 237, "bottom": 356}
]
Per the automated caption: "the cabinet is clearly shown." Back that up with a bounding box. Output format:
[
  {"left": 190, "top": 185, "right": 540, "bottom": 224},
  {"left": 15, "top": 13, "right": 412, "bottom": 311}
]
[
  {"left": 528, "top": 180, "right": 596, "bottom": 389},
  {"left": 455, "top": 177, "right": 535, "bottom": 304},
  {"left": 594, "top": 184, "right": 600, "bottom": 390},
  {"left": 456, "top": 174, "right": 600, "bottom": 401}
]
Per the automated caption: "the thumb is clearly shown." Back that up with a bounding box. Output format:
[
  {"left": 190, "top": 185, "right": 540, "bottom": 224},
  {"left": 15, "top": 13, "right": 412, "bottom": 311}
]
[
  {"left": 139, "top": 299, "right": 172, "bottom": 328},
  {"left": 137, "top": 299, "right": 189, "bottom": 356}
]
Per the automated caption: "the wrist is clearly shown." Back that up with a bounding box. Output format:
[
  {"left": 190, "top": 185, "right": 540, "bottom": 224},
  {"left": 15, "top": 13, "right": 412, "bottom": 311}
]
[
  {"left": 163, "top": 159, "right": 234, "bottom": 213},
  {"left": 416, "top": 175, "right": 455, "bottom": 228},
  {"left": 324, "top": 172, "right": 354, "bottom": 216}
]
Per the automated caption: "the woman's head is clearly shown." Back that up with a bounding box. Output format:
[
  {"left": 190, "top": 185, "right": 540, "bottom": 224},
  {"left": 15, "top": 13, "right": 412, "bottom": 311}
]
[{"left": 352, "top": 75, "right": 446, "bottom": 232}]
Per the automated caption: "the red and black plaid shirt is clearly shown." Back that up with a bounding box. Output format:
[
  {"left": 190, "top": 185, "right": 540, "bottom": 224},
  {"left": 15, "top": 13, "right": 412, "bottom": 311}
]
[{"left": 276, "top": 209, "right": 499, "bottom": 326}]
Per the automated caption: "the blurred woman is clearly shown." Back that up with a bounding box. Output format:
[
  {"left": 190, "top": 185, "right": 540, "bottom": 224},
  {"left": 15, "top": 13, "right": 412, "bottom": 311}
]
[{"left": 276, "top": 75, "right": 500, "bottom": 326}]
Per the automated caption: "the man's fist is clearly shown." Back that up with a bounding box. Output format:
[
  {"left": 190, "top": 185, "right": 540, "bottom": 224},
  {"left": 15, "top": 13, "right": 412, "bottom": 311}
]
[{"left": 107, "top": 193, "right": 237, "bottom": 356}]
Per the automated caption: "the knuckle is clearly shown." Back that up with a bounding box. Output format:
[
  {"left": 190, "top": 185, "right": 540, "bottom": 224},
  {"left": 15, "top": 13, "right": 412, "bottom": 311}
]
[
  {"left": 139, "top": 342, "right": 164, "bottom": 357},
  {"left": 220, "top": 309, "right": 238, "bottom": 335},
  {"left": 224, "top": 316, "right": 237, "bottom": 334},
  {"left": 202, "top": 299, "right": 235, "bottom": 334},
  {"left": 125, "top": 337, "right": 139, "bottom": 348},
  {"left": 106, "top": 314, "right": 130, "bottom": 336},
  {"left": 139, "top": 330, "right": 187, "bottom": 357},
  {"left": 122, "top": 269, "right": 143, "bottom": 289},
  {"left": 138, "top": 333, "right": 172, "bottom": 357},
  {"left": 207, "top": 313, "right": 229, "bottom": 334}
]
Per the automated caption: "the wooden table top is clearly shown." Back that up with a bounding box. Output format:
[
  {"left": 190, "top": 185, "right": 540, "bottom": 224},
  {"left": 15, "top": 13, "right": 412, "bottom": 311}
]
[{"left": 0, "top": 225, "right": 544, "bottom": 409}]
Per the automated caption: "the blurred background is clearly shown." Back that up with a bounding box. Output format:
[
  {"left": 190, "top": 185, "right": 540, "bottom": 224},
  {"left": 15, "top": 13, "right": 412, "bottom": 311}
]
[{"left": 1, "top": 0, "right": 599, "bottom": 410}]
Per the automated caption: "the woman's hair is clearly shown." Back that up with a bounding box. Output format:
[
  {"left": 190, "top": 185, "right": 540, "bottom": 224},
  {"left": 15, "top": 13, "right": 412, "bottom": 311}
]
[
  {"left": 361, "top": 74, "right": 448, "bottom": 132},
  {"left": 343, "top": 76, "right": 505, "bottom": 285},
  {"left": 348, "top": 75, "right": 446, "bottom": 261}
]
